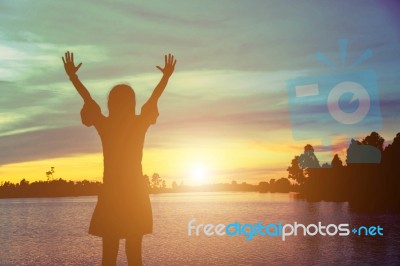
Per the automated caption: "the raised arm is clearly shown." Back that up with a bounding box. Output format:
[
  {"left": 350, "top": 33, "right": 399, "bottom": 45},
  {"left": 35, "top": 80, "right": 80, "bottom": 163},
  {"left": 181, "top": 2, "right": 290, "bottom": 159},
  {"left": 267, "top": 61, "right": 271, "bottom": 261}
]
[
  {"left": 147, "top": 54, "right": 177, "bottom": 104},
  {"left": 62, "top": 51, "right": 92, "bottom": 103}
]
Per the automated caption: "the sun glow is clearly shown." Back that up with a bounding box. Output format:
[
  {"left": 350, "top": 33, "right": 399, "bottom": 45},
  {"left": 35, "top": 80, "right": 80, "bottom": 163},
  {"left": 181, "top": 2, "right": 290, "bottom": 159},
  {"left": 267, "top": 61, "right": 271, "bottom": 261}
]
[{"left": 189, "top": 163, "right": 208, "bottom": 185}]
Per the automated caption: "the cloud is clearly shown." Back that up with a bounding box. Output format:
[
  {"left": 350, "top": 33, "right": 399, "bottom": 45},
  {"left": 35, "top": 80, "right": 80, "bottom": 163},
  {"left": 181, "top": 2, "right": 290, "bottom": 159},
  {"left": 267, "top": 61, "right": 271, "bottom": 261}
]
[
  {"left": 3, "top": 0, "right": 399, "bottom": 75},
  {"left": 0, "top": 125, "right": 101, "bottom": 165},
  {"left": 1, "top": 65, "right": 399, "bottom": 167},
  {"left": 0, "top": 0, "right": 399, "bottom": 180}
]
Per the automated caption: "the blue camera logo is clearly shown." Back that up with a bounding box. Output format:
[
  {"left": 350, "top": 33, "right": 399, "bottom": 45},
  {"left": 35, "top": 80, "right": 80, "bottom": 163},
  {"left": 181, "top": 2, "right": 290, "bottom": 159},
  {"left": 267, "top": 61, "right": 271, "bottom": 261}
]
[{"left": 286, "top": 40, "right": 381, "bottom": 166}]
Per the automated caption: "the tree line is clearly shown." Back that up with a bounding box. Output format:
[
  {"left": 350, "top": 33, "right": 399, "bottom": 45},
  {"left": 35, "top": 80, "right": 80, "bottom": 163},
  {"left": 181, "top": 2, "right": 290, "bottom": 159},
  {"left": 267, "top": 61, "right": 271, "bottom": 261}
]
[
  {"left": 287, "top": 131, "right": 400, "bottom": 211},
  {"left": 0, "top": 171, "right": 293, "bottom": 198}
]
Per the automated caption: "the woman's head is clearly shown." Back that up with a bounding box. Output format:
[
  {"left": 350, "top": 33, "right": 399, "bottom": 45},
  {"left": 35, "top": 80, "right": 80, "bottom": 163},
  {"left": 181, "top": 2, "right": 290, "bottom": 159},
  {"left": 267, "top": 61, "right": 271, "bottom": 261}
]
[{"left": 108, "top": 84, "right": 136, "bottom": 118}]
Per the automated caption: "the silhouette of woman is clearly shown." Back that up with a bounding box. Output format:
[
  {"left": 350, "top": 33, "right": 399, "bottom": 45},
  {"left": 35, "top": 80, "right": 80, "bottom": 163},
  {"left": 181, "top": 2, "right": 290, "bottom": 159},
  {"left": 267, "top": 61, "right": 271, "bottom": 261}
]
[{"left": 62, "top": 51, "right": 176, "bottom": 266}]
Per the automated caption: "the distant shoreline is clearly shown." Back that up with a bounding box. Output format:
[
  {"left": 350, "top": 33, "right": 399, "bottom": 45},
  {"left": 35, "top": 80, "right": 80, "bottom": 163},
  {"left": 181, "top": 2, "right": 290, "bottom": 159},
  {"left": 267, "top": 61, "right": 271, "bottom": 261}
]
[
  {"left": 0, "top": 190, "right": 295, "bottom": 201},
  {"left": 0, "top": 178, "right": 295, "bottom": 199}
]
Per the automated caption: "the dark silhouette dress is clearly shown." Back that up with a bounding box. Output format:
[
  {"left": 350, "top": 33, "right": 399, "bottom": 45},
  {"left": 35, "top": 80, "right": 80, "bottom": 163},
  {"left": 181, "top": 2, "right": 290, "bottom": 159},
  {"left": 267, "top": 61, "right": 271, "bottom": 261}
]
[{"left": 81, "top": 98, "right": 158, "bottom": 238}]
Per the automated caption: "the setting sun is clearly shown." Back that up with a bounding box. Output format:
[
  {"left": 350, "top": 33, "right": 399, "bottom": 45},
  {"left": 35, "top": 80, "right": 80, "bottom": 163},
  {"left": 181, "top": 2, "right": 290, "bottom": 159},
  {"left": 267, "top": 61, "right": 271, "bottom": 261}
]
[{"left": 189, "top": 163, "right": 208, "bottom": 184}]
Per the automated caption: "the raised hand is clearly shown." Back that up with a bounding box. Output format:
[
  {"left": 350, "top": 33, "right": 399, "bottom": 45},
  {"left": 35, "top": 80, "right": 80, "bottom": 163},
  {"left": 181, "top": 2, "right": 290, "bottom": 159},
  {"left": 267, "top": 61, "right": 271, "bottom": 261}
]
[
  {"left": 156, "top": 54, "right": 177, "bottom": 77},
  {"left": 62, "top": 51, "right": 82, "bottom": 77}
]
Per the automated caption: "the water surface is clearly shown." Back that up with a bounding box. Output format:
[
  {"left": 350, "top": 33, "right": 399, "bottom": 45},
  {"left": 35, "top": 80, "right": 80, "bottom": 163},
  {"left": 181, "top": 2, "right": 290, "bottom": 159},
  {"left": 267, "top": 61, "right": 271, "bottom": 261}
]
[{"left": 1, "top": 192, "right": 399, "bottom": 265}]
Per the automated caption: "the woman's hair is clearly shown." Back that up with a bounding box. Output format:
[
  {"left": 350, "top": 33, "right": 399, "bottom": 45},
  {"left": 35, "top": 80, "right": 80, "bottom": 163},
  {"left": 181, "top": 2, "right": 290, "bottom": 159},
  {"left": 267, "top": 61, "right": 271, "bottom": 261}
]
[{"left": 107, "top": 84, "right": 136, "bottom": 117}]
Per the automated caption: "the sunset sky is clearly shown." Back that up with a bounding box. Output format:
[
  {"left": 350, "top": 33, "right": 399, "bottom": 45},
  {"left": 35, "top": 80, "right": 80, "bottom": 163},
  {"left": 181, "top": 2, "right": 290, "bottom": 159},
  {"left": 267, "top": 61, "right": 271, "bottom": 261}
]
[{"left": 1, "top": 0, "right": 400, "bottom": 185}]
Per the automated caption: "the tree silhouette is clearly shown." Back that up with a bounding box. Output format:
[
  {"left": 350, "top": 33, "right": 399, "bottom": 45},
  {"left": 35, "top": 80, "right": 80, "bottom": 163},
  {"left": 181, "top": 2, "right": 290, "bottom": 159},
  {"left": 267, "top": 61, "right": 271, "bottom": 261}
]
[
  {"left": 287, "top": 156, "right": 306, "bottom": 185},
  {"left": 151, "top": 173, "right": 163, "bottom": 189},
  {"left": 46, "top": 167, "right": 55, "bottom": 181},
  {"left": 275, "top": 178, "right": 291, "bottom": 192},
  {"left": 298, "top": 144, "right": 320, "bottom": 168},
  {"left": 290, "top": 131, "right": 400, "bottom": 211},
  {"left": 19, "top": 179, "right": 29, "bottom": 187},
  {"left": 346, "top": 138, "right": 381, "bottom": 164},
  {"left": 0, "top": 178, "right": 102, "bottom": 198},
  {"left": 331, "top": 154, "right": 343, "bottom": 168},
  {"left": 362, "top": 131, "right": 385, "bottom": 152}
]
